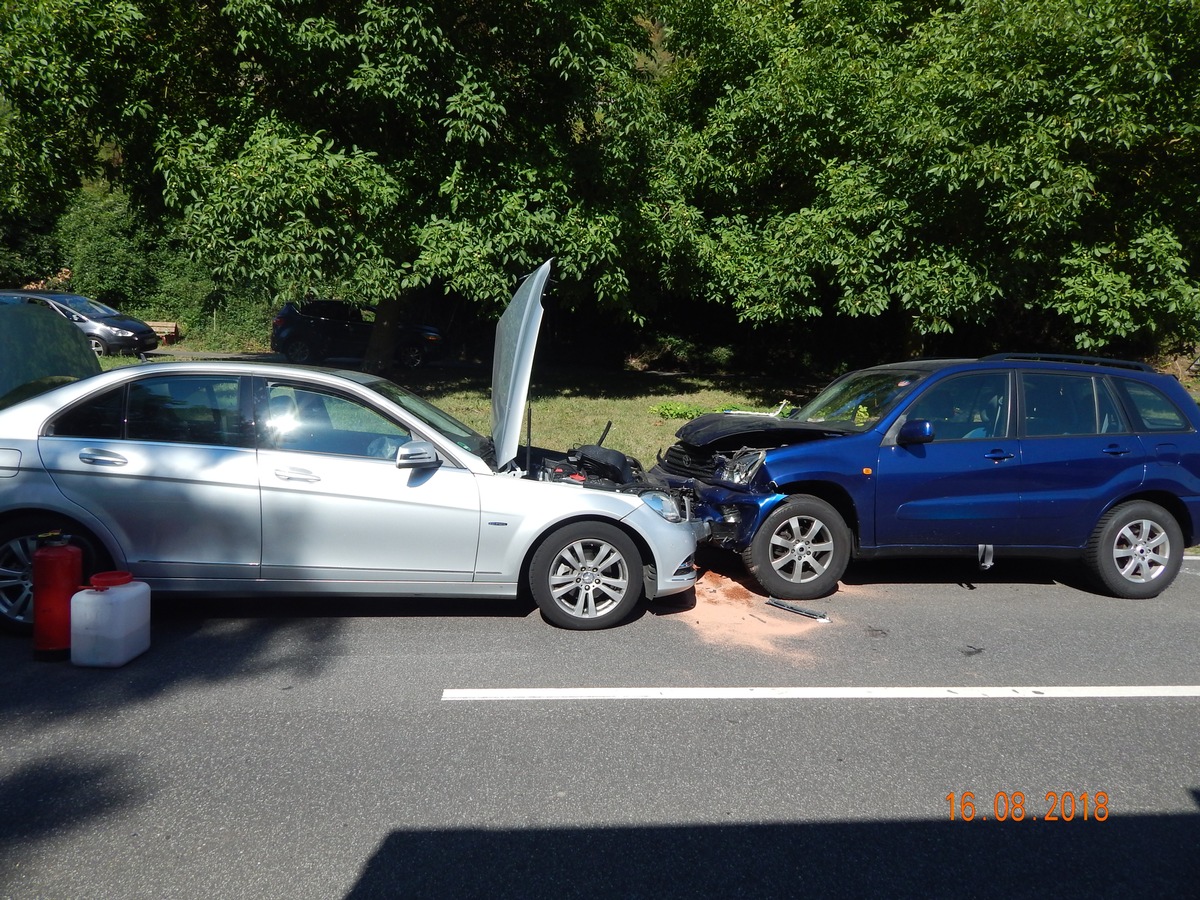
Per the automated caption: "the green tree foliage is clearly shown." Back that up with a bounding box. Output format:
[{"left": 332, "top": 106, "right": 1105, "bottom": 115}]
[
  {"left": 53, "top": 181, "right": 232, "bottom": 341},
  {"left": 153, "top": 1, "right": 649, "bottom": 319},
  {"left": 2, "top": 0, "right": 1198, "bottom": 361},
  {"left": 633, "top": 0, "right": 1200, "bottom": 354},
  {"left": 3, "top": 2, "right": 644, "bottom": 300}
]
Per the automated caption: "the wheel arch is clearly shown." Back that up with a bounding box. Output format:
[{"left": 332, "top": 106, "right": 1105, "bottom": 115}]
[
  {"left": 0, "top": 507, "right": 121, "bottom": 565},
  {"left": 1099, "top": 491, "right": 1195, "bottom": 546},
  {"left": 518, "top": 514, "right": 650, "bottom": 596},
  {"left": 771, "top": 480, "right": 861, "bottom": 546}
]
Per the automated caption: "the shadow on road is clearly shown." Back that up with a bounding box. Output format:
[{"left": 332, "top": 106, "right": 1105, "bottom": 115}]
[
  {"left": 0, "top": 755, "right": 139, "bottom": 858},
  {"left": 150, "top": 592, "right": 539, "bottom": 623},
  {"left": 695, "top": 545, "right": 1092, "bottom": 596},
  {"left": 346, "top": 802, "right": 1200, "bottom": 899}
]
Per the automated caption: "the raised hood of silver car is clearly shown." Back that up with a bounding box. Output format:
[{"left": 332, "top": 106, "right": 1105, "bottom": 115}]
[{"left": 491, "top": 259, "right": 552, "bottom": 469}]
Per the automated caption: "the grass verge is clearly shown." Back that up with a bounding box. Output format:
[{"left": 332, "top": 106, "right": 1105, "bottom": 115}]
[{"left": 401, "top": 365, "right": 824, "bottom": 466}]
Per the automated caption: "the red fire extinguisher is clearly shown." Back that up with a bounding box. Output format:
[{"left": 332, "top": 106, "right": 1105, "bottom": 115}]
[{"left": 33, "top": 531, "right": 81, "bottom": 661}]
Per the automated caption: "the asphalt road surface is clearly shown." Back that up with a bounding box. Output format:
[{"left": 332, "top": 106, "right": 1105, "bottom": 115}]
[{"left": 2, "top": 552, "right": 1198, "bottom": 899}]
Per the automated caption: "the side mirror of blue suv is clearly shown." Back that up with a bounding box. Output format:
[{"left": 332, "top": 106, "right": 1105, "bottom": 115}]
[{"left": 897, "top": 419, "right": 935, "bottom": 445}]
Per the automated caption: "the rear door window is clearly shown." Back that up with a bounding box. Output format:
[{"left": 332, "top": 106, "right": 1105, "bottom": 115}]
[
  {"left": 48, "top": 387, "right": 124, "bottom": 439},
  {"left": 1022, "top": 373, "right": 1117, "bottom": 437},
  {"left": 1114, "top": 379, "right": 1192, "bottom": 433},
  {"left": 49, "top": 376, "right": 249, "bottom": 446},
  {"left": 126, "top": 376, "right": 248, "bottom": 446}
]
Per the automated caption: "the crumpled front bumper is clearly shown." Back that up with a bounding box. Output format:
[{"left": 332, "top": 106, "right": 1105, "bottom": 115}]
[{"left": 667, "top": 474, "right": 783, "bottom": 551}]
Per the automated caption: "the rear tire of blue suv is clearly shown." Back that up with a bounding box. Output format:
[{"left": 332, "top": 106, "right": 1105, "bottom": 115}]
[
  {"left": 1085, "top": 500, "right": 1183, "bottom": 599},
  {"left": 741, "top": 496, "right": 851, "bottom": 600}
]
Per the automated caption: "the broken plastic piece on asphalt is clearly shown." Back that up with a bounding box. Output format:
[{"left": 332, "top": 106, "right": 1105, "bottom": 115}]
[{"left": 766, "top": 598, "right": 830, "bottom": 622}]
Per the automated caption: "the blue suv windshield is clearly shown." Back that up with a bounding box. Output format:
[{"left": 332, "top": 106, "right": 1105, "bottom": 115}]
[{"left": 789, "top": 368, "right": 929, "bottom": 430}]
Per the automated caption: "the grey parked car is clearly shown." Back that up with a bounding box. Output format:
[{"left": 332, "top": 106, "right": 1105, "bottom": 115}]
[
  {"left": 0, "top": 262, "right": 703, "bottom": 631},
  {"left": 0, "top": 289, "right": 159, "bottom": 356}
]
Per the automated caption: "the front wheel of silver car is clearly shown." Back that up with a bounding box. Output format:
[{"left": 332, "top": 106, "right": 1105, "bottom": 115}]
[
  {"left": 0, "top": 516, "right": 113, "bottom": 634},
  {"left": 742, "top": 495, "right": 851, "bottom": 600},
  {"left": 529, "top": 522, "right": 644, "bottom": 630},
  {"left": 1085, "top": 501, "right": 1183, "bottom": 599}
]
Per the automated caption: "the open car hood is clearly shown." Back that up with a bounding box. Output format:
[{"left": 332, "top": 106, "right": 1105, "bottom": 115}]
[
  {"left": 671, "top": 410, "right": 847, "bottom": 450},
  {"left": 491, "top": 259, "right": 552, "bottom": 468},
  {"left": 0, "top": 303, "right": 100, "bottom": 407}
]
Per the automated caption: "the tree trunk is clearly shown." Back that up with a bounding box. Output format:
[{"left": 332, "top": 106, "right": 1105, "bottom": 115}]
[{"left": 362, "top": 294, "right": 404, "bottom": 376}]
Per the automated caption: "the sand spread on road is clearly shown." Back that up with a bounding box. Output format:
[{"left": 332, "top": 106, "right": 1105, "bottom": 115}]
[{"left": 660, "top": 565, "right": 827, "bottom": 658}]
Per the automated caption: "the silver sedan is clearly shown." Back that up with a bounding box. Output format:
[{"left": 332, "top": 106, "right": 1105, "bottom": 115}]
[{"left": 0, "top": 360, "right": 702, "bottom": 630}]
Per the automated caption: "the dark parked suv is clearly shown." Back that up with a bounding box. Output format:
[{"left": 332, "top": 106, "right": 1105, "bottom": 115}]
[
  {"left": 270, "top": 300, "right": 444, "bottom": 368},
  {"left": 0, "top": 290, "right": 159, "bottom": 356},
  {"left": 652, "top": 354, "right": 1200, "bottom": 601}
]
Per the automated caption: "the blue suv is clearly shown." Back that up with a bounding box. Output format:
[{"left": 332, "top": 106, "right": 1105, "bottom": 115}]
[{"left": 651, "top": 354, "right": 1200, "bottom": 600}]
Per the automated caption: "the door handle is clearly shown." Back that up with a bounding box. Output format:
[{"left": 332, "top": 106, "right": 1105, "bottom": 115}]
[
  {"left": 983, "top": 450, "right": 1015, "bottom": 462},
  {"left": 274, "top": 468, "right": 320, "bottom": 483},
  {"left": 79, "top": 449, "right": 128, "bottom": 466},
  {"left": 1102, "top": 445, "right": 1131, "bottom": 456}
]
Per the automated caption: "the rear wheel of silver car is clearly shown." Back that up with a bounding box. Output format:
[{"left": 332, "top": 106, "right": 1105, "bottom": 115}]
[
  {"left": 742, "top": 496, "right": 851, "bottom": 600},
  {"left": 530, "top": 522, "right": 644, "bottom": 630},
  {"left": 1085, "top": 501, "right": 1183, "bottom": 599},
  {"left": 0, "top": 516, "right": 113, "bottom": 634}
]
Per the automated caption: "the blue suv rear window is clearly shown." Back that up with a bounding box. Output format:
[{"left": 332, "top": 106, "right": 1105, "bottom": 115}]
[{"left": 1115, "top": 379, "right": 1192, "bottom": 433}]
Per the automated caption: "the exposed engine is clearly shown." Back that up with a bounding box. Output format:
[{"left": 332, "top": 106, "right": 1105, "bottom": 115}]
[{"left": 538, "top": 421, "right": 659, "bottom": 493}]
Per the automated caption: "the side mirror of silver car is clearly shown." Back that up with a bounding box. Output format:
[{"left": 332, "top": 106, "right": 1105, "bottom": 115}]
[{"left": 395, "top": 440, "right": 441, "bottom": 468}]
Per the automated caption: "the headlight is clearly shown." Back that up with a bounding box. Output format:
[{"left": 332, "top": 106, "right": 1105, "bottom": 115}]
[
  {"left": 640, "top": 490, "right": 682, "bottom": 523},
  {"left": 716, "top": 449, "right": 765, "bottom": 485},
  {"left": 109, "top": 327, "right": 134, "bottom": 337}
]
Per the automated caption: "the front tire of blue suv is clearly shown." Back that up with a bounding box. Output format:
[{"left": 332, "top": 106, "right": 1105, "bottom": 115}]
[
  {"left": 742, "top": 495, "right": 851, "bottom": 600},
  {"left": 1085, "top": 500, "right": 1183, "bottom": 600}
]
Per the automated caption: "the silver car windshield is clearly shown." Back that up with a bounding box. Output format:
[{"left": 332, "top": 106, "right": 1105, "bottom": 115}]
[
  {"left": 790, "top": 369, "right": 928, "bottom": 431},
  {"left": 362, "top": 377, "right": 491, "bottom": 458}
]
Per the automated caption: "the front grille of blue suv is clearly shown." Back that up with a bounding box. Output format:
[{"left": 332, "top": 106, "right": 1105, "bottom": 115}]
[{"left": 650, "top": 354, "right": 1200, "bottom": 601}]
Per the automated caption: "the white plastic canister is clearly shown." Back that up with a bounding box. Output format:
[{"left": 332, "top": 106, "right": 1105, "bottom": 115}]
[{"left": 70, "top": 571, "right": 151, "bottom": 667}]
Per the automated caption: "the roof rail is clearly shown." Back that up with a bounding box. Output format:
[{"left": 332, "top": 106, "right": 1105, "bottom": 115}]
[{"left": 979, "top": 353, "right": 1155, "bottom": 373}]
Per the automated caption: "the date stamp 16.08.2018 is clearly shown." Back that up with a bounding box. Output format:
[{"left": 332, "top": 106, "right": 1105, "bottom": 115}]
[{"left": 946, "top": 791, "right": 1109, "bottom": 822}]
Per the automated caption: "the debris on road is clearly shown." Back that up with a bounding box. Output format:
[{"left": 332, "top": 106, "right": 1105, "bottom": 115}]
[{"left": 766, "top": 598, "right": 830, "bottom": 623}]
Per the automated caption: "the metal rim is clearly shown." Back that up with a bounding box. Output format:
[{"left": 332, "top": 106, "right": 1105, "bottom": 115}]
[
  {"left": 1111, "top": 517, "right": 1171, "bottom": 584},
  {"left": 767, "top": 513, "right": 836, "bottom": 584},
  {"left": 285, "top": 341, "right": 312, "bottom": 364},
  {"left": 0, "top": 531, "right": 37, "bottom": 624},
  {"left": 545, "top": 537, "right": 631, "bottom": 620}
]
